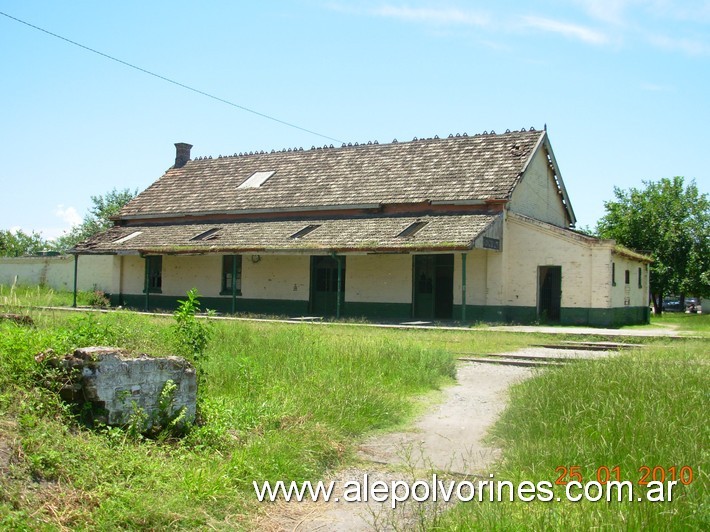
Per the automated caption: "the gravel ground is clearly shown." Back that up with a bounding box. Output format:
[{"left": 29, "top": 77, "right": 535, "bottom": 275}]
[{"left": 262, "top": 361, "right": 536, "bottom": 531}]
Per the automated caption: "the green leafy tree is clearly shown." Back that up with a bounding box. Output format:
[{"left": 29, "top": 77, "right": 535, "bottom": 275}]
[
  {"left": 52, "top": 188, "right": 137, "bottom": 251},
  {"left": 597, "top": 176, "right": 710, "bottom": 313},
  {"left": 0, "top": 229, "right": 48, "bottom": 257}
]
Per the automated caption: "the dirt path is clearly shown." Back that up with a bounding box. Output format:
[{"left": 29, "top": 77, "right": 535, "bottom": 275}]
[{"left": 262, "top": 361, "right": 535, "bottom": 531}]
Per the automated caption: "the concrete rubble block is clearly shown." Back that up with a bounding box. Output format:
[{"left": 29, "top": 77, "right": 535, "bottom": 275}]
[{"left": 53, "top": 347, "right": 197, "bottom": 429}]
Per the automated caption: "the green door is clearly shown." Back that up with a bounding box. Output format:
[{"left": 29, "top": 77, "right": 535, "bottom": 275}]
[
  {"left": 310, "top": 256, "right": 345, "bottom": 316},
  {"left": 538, "top": 266, "right": 562, "bottom": 322},
  {"left": 413, "top": 255, "right": 454, "bottom": 320}
]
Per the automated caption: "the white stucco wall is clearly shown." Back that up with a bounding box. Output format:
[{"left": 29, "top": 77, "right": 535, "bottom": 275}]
[
  {"left": 452, "top": 250, "right": 488, "bottom": 305},
  {"left": 610, "top": 255, "right": 649, "bottom": 308},
  {"left": 120, "top": 255, "right": 145, "bottom": 294},
  {"left": 509, "top": 148, "right": 569, "bottom": 228},
  {"left": 346, "top": 254, "right": 412, "bottom": 303},
  {"left": 504, "top": 216, "right": 613, "bottom": 309},
  {"left": 0, "top": 255, "right": 114, "bottom": 292},
  {"left": 162, "top": 255, "right": 223, "bottom": 297},
  {"left": 241, "top": 254, "right": 309, "bottom": 301}
]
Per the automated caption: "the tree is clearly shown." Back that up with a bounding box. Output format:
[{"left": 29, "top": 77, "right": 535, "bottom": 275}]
[
  {"left": 52, "top": 188, "right": 137, "bottom": 251},
  {"left": 596, "top": 176, "right": 710, "bottom": 313},
  {"left": 0, "top": 229, "right": 47, "bottom": 257}
]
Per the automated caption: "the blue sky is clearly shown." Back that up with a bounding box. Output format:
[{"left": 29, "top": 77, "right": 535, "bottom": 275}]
[{"left": 1, "top": 0, "right": 708, "bottom": 239}]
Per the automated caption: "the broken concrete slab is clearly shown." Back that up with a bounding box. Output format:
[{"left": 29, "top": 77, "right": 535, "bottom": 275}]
[{"left": 41, "top": 347, "right": 197, "bottom": 430}]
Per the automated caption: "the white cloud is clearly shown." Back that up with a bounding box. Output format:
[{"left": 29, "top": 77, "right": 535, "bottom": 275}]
[
  {"left": 648, "top": 34, "right": 710, "bottom": 55},
  {"left": 371, "top": 5, "right": 490, "bottom": 27},
  {"left": 574, "top": 0, "right": 637, "bottom": 24},
  {"left": 521, "top": 15, "right": 610, "bottom": 45},
  {"left": 639, "top": 82, "right": 672, "bottom": 91},
  {"left": 55, "top": 205, "right": 82, "bottom": 228}
]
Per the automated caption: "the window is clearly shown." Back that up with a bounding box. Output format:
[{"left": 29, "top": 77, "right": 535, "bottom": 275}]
[
  {"left": 237, "top": 171, "right": 275, "bottom": 189},
  {"left": 145, "top": 256, "right": 162, "bottom": 293},
  {"left": 638, "top": 267, "right": 643, "bottom": 289},
  {"left": 221, "top": 255, "right": 242, "bottom": 295},
  {"left": 625, "top": 269, "right": 630, "bottom": 285},
  {"left": 397, "top": 221, "right": 428, "bottom": 238},
  {"left": 612, "top": 262, "right": 616, "bottom": 286}
]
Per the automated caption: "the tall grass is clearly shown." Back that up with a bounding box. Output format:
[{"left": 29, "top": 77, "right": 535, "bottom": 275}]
[
  {"left": 0, "top": 283, "right": 99, "bottom": 309},
  {"left": 0, "top": 310, "right": 456, "bottom": 528},
  {"left": 434, "top": 340, "right": 709, "bottom": 530}
]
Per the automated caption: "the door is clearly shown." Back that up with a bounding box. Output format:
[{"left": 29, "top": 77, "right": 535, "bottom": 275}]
[
  {"left": 538, "top": 266, "right": 562, "bottom": 322},
  {"left": 413, "top": 254, "right": 454, "bottom": 320},
  {"left": 310, "top": 256, "right": 345, "bottom": 316}
]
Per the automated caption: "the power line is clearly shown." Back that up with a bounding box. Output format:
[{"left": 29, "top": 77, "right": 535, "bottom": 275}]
[{"left": 0, "top": 10, "right": 345, "bottom": 144}]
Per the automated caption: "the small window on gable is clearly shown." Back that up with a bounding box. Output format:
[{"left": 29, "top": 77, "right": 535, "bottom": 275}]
[
  {"left": 190, "top": 228, "right": 220, "bottom": 241},
  {"left": 113, "top": 231, "right": 142, "bottom": 244},
  {"left": 638, "top": 267, "right": 642, "bottom": 289},
  {"left": 397, "top": 221, "right": 428, "bottom": 238},
  {"left": 612, "top": 262, "right": 616, "bottom": 286},
  {"left": 237, "top": 170, "right": 275, "bottom": 189},
  {"left": 290, "top": 224, "right": 320, "bottom": 239},
  {"left": 625, "top": 269, "right": 630, "bottom": 285}
]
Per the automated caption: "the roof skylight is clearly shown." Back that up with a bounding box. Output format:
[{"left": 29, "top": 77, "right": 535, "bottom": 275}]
[
  {"left": 289, "top": 224, "right": 321, "bottom": 239},
  {"left": 113, "top": 231, "right": 142, "bottom": 244},
  {"left": 396, "top": 221, "right": 428, "bottom": 238},
  {"left": 237, "top": 170, "right": 275, "bottom": 189},
  {"left": 190, "top": 228, "right": 221, "bottom": 241}
]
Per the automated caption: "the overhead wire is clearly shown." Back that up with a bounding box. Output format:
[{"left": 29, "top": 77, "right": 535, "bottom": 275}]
[{"left": 0, "top": 10, "right": 345, "bottom": 144}]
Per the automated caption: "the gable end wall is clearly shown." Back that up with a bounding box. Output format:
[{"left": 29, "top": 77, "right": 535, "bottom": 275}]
[{"left": 509, "top": 148, "right": 569, "bottom": 227}]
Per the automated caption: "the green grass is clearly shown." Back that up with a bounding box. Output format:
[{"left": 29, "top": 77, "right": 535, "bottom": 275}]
[
  {"left": 650, "top": 312, "right": 710, "bottom": 336},
  {"left": 2, "top": 286, "right": 707, "bottom": 529},
  {"left": 433, "top": 340, "right": 709, "bottom": 530},
  {"left": 0, "top": 283, "right": 103, "bottom": 309},
  {"left": 0, "top": 308, "right": 464, "bottom": 529}
]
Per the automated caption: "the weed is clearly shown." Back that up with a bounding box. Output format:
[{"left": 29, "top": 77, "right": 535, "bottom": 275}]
[
  {"left": 172, "top": 289, "right": 213, "bottom": 410},
  {"left": 86, "top": 289, "right": 110, "bottom": 308}
]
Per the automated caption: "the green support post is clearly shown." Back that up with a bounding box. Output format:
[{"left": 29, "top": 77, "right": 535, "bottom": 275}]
[
  {"left": 461, "top": 253, "right": 467, "bottom": 322},
  {"left": 333, "top": 252, "right": 342, "bottom": 319},
  {"left": 143, "top": 256, "right": 150, "bottom": 312},
  {"left": 72, "top": 254, "right": 78, "bottom": 308},
  {"left": 231, "top": 254, "right": 237, "bottom": 314}
]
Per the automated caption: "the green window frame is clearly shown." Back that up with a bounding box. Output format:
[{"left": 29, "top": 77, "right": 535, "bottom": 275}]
[
  {"left": 638, "top": 267, "right": 643, "bottom": 289},
  {"left": 144, "top": 255, "right": 162, "bottom": 293},
  {"left": 221, "top": 255, "right": 242, "bottom": 295}
]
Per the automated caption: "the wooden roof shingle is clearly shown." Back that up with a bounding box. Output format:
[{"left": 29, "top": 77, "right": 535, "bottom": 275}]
[{"left": 118, "top": 130, "right": 545, "bottom": 219}]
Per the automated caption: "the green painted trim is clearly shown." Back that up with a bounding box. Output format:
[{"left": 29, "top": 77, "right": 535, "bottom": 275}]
[
  {"left": 461, "top": 253, "right": 467, "bottom": 322},
  {"left": 455, "top": 305, "right": 650, "bottom": 326},
  {"left": 112, "top": 295, "right": 651, "bottom": 327},
  {"left": 72, "top": 254, "right": 78, "bottom": 308},
  {"left": 120, "top": 294, "right": 309, "bottom": 316}
]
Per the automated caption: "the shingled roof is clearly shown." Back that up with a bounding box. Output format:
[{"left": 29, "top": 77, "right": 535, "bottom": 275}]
[
  {"left": 118, "top": 129, "right": 546, "bottom": 219},
  {"left": 74, "top": 213, "right": 502, "bottom": 255}
]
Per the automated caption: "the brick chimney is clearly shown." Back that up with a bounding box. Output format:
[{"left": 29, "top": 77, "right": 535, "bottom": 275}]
[{"left": 174, "top": 142, "right": 193, "bottom": 168}]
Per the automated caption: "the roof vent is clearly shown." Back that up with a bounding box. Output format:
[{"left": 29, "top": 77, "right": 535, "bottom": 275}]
[
  {"left": 190, "top": 228, "right": 220, "bottom": 241},
  {"left": 396, "top": 221, "right": 428, "bottom": 238},
  {"left": 174, "top": 143, "right": 192, "bottom": 168},
  {"left": 238, "top": 170, "right": 275, "bottom": 189},
  {"left": 289, "top": 224, "right": 321, "bottom": 239},
  {"left": 113, "top": 231, "right": 142, "bottom": 244}
]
